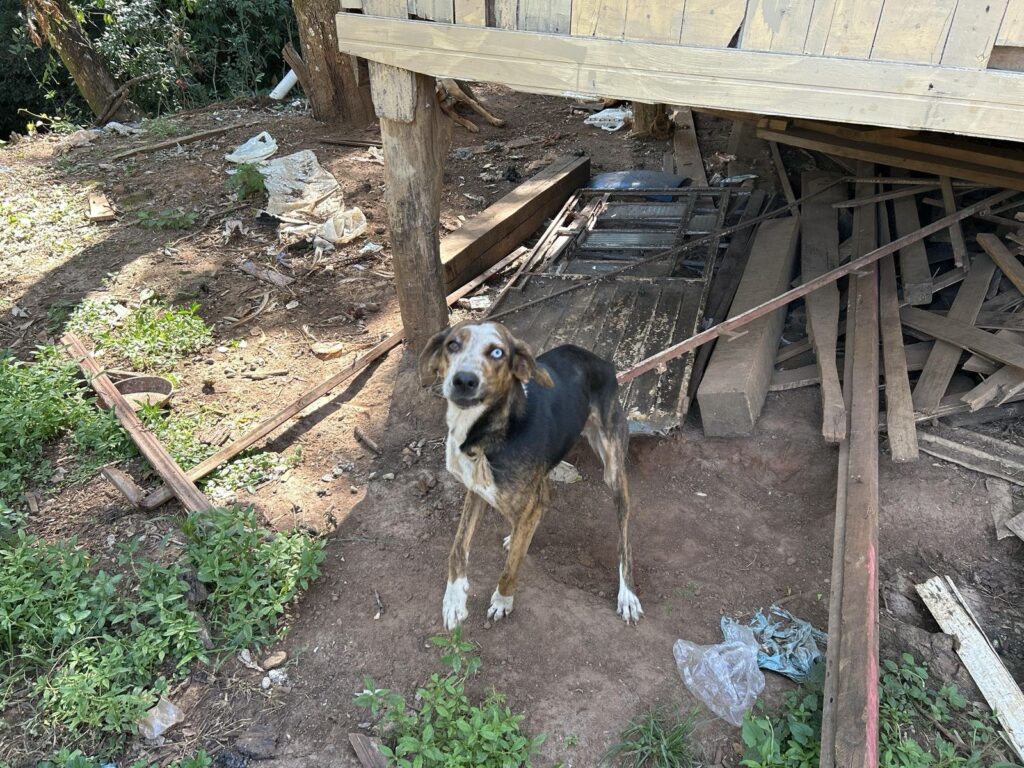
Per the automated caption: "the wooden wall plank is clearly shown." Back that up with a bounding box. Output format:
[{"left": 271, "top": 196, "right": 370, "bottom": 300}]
[
  {"left": 519, "top": 0, "right": 571, "bottom": 32},
  {"left": 997, "top": 0, "right": 1024, "bottom": 45},
  {"left": 805, "top": 0, "right": 884, "bottom": 57},
  {"left": 492, "top": 0, "right": 517, "bottom": 29},
  {"left": 624, "top": 0, "right": 685, "bottom": 43},
  {"left": 415, "top": 0, "right": 454, "bottom": 21},
  {"left": 571, "top": 0, "right": 628, "bottom": 38},
  {"left": 871, "top": 0, "right": 957, "bottom": 64},
  {"left": 679, "top": 0, "right": 746, "bottom": 46},
  {"left": 454, "top": 0, "right": 486, "bottom": 25},
  {"left": 740, "top": 0, "right": 816, "bottom": 53},
  {"left": 942, "top": 0, "right": 1010, "bottom": 68},
  {"left": 334, "top": 16, "right": 1024, "bottom": 143}
]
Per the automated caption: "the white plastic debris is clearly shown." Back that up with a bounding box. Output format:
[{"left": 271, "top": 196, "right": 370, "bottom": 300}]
[
  {"left": 359, "top": 241, "right": 384, "bottom": 255},
  {"left": 63, "top": 129, "right": 103, "bottom": 148},
  {"left": 225, "top": 131, "right": 278, "bottom": 164},
  {"left": 548, "top": 461, "right": 581, "bottom": 483},
  {"left": 104, "top": 121, "right": 143, "bottom": 136},
  {"left": 137, "top": 696, "right": 184, "bottom": 740},
  {"left": 673, "top": 623, "right": 765, "bottom": 726},
  {"left": 259, "top": 150, "right": 341, "bottom": 217},
  {"left": 584, "top": 107, "right": 633, "bottom": 132},
  {"left": 269, "top": 69, "right": 299, "bottom": 100},
  {"left": 321, "top": 207, "right": 368, "bottom": 244}
]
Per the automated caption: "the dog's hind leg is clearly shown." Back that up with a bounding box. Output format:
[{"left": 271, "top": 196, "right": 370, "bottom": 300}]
[
  {"left": 443, "top": 491, "right": 488, "bottom": 630},
  {"left": 584, "top": 401, "right": 643, "bottom": 624},
  {"left": 489, "top": 481, "right": 547, "bottom": 622}
]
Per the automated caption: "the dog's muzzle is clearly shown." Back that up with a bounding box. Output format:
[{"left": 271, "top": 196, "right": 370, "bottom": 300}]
[{"left": 449, "top": 370, "right": 482, "bottom": 407}]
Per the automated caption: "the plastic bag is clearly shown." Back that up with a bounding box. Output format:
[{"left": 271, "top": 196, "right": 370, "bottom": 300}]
[
  {"left": 259, "top": 150, "right": 342, "bottom": 217},
  {"left": 744, "top": 606, "right": 827, "bottom": 683},
  {"left": 137, "top": 696, "right": 183, "bottom": 740},
  {"left": 225, "top": 131, "right": 278, "bottom": 163},
  {"left": 321, "top": 207, "right": 368, "bottom": 244},
  {"left": 584, "top": 107, "right": 633, "bottom": 132},
  {"left": 673, "top": 623, "right": 765, "bottom": 726}
]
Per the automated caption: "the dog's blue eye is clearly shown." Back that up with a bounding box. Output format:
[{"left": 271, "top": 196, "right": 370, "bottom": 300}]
[{"left": 490, "top": 348, "right": 504, "bottom": 360}]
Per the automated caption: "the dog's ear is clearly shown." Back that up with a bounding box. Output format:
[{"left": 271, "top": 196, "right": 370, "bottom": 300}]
[
  {"left": 511, "top": 338, "right": 553, "bottom": 388},
  {"left": 419, "top": 328, "right": 450, "bottom": 383}
]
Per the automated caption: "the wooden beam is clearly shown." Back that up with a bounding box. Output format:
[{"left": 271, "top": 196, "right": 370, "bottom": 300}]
[
  {"left": 769, "top": 341, "right": 932, "bottom": 392},
  {"left": 893, "top": 195, "right": 934, "bottom": 306},
  {"left": 801, "top": 170, "right": 846, "bottom": 442},
  {"left": 902, "top": 304, "right": 1024, "bottom": 370},
  {"left": 917, "top": 576, "right": 1024, "bottom": 763},
  {"left": 978, "top": 233, "right": 1024, "bottom": 295},
  {"left": 618, "top": 189, "right": 1016, "bottom": 384},
  {"left": 940, "top": 177, "right": 969, "bottom": 269},
  {"left": 62, "top": 333, "right": 212, "bottom": 513},
  {"left": 333, "top": 14, "right": 1024, "bottom": 144},
  {"left": 108, "top": 122, "right": 257, "bottom": 163},
  {"left": 667, "top": 107, "right": 709, "bottom": 186},
  {"left": 440, "top": 155, "right": 589, "bottom": 290},
  {"left": 912, "top": 255, "right": 997, "bottom": 413},
  {"left": 697, "top": 217, "right": 799, "bottom": 436}
]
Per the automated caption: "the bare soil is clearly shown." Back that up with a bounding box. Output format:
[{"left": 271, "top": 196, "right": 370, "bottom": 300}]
[{"left": 2, "top": 88, "right": 1022, "bottom": 767}]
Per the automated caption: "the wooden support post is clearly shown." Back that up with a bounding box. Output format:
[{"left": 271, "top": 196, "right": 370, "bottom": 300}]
[
  {"left": 801, "top": 170, "right": 846, "bottom": 443},
  {"left": 665, "top": 106, "right": 709, "bottom": 186},
  {"left": 697, "top": 217, "right": 800, "bottom": 436},
  {"left": 912, "top": 255, "right": 997, "bottom": 413},
  {"left": 365, "top": 0, "right": 449, "bottom": 353},
  {"left": 631, "top": 102, "right": 669, "bottom": 138},
  {"left": 826, "top": 168, "right": 881, "bottom": 768}
]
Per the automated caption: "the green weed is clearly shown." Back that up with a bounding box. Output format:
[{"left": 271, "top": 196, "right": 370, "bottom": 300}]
[
  {"left": 38, "top": 746, "right": 212, "bottom": 767},
  {"left": 142, "top": 117, "right": 178, "bottom": 138},
  {"left": 227, "top": 163, "right": 266, "bottom": 201},
  {"left": 740, "top": 654, "right": 1020, "bottom": 768},
  {"left": 355, "top": 628, "right": 545, "bottom": 767},
  {"left": 135, "top": 209, "right": 198, "bottom": 231},
  {"left": 601, "top": 708, "right": 699, "bottom": 768},
  {"left": 103, "top": 302, "right": 212, "bottom": 372}
]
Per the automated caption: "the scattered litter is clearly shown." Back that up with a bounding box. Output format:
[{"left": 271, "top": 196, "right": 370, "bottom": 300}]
[
  {"left": 223, "top": 218, "right": 247, "bottom": 242},
  {"left": 736, "top": 606, "right": 827, "bottom": 683},
  {"left": 354, "top": 426, "right": 381, "bottom": 455},
  {"left": 548, "top": 460, "right": 581, "bottom": 483},
  {"left": 104, "top": 121, "right": 143, "bottom": 136},
  {"left": 583, "top": 107, "right": 633, "bottom": 132},
  {"left": 225, "top": 131, "right": 278, "bottom": 164},
  {"left": 354, "top": 146, "right": 385, "bottom": 165},
  {"left": 673, "top": 621, "right": 764, "bottom": 726},
  {"left": 374, "top": 590, "right": 385, "bottom": 620},
  {"left": 359, "top": 241, "right": 384, "bottom": 255},
  {"left": 9, "top": 306, "right": 28, "bottom": 318},
  {"left": 240, "top": 259, "right": 294, "bottom": 287},
  {"left": 260, "top": 150, "right": 341, "bottom": 217},
  {"left": 63, "top": 129, "right": 103, "bottom": 148},
  {"left": 137, "top": 696, "right": 184, "bottom": 740},
  {"left": 322, "top": 207, "right": 368, "bottom": 244},
  {"left": 452, "top": 147, "right": 476, "bottom": 161},
  {"left": 87, "top": 192, "right": 116, "bottom": 222},
  {"left": 463, "top": 192, "right": 485, "bottom": 204},
  {"left": 456, "top": 295, "right": 492, "bottom": 311},
  {"left": 285, "top": 300, "right": 300, "bottom": 310},
  {"left": 238, "top": 648, "right": 264, "bottom": 672}
]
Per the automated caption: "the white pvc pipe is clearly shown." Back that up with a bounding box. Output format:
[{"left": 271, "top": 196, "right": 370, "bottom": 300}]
[{"left": 269, "top": 69, "right": 299, "bottom": 100}]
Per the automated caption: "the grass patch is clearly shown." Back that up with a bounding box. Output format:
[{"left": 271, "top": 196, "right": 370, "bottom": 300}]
[
  {"left": 0, "top": 506, "right": 323, "bottom": 760},
  {"left": 142, "top": 117, "right": 179, "bottom": 138},
  {"left": 227, "top": 163, "right": 266, "bottom": 201},
  {"left": 101, "top": 302, "right": 212, "bottom": 372},
  {"left": 355, "top": 628, "right": 545, "bottom": 767},
  {"left": 37, "top": 749, "right": 212, "bottom": 768},
  {"left": 135, "top": 209, "right": 198, "bottom": 231},
  {"left": 601, "top": 708, "right": 699, "bottom": 768},
  {"left": 740, "top": 653, "right": 1019, "bottom": 768}
]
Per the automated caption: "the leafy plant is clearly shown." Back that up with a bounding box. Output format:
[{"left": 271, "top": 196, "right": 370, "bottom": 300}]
[
  {"left": 740, "top": 654, "right": 1021, "bottom": 768},
  {"left": 135, "top": 209, "right": 198, "bottom": 231},
  {"left": 97, "top": 301, "right": 212, "bottom": 371},
  {"left": 181, "top": 505, "right": 325, "bottom": 651},
  {"left": 354, "top": 628, "right": 545, "bottom": 767},
  {"left": 601, "top": 708, "right": 699, "bottom": 768},
  {"left": 142, "top": 116, "right": 178, "bottom": 137},
  {"left": 227, "top": 162, "right": 266, "bottom": 201}
]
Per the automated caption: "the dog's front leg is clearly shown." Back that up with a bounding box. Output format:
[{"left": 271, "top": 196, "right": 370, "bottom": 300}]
[
  {"left": 488, "top": 484, "right": 546, "bottom": 622},
  {"left": 443, "top": 491, "right": 487, "bottom": 630}
]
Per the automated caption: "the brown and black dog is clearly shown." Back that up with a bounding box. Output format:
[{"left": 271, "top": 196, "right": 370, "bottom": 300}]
[{"left": 419, "top": 320, "right": 642, "bottom": 629}]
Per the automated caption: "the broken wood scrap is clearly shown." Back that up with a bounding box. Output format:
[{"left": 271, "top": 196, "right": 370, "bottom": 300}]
[
  {"left": 87, "top": 192, "right": 116, "bottom": 222},
  {"left": 832, "top": 183, "right": 939, "bottom": 209},
  {"left": 130, "top": 248, "right": 525, "bottom": 510},
  {"left": 902, "top": 304, "right": 1024, "bottom": 371},
  {"left": 108, "top": 121, "right": 257, "bottom": 163},
  {"left": 770, "top": 342, "right": 932, "bottom": 392},
  {"left": 911, "top": 255, "right": 997, "bottom": 414},
  {"left": 978, "top": 233, "right": 1024, "bottom": 296},
  {"left": 916, "top": 576, "right": 1024, "bottom": 762},
  {"left": 973, "top": 310, "right": 1024, "bottom": 331},
  {"left": 878, "top": 204, "right": 918, "bottom": 462},
  {"left": 1008, "top": 512, "right": 1024, "bottom": 542},
  {"left": 963, "top": 329, "right": 1023, "bottom": 375},
  {"left": 616, "top": 189, "right": 1016, "bottom": 385},
  {"left": 348, "top": 733, "right": 389, "bottom": 768},
  {"left": 666, "top": 106, "right": 709, "bottom": 187},
  {"left": 800, "top": 170, "right": 845, "bottom": 443},
  {"left": 697, "top": 217, "right": 800, "bottom": 437},
  {"left": 917, "top": 426, "right": 1024, "bottom": 486},
  {"left": 769, "top": 142, "right": 797, "bottom": 207},
  {"left": 961, "top": 364, "right": 1024, "bottom": 412},
  {"left": 240, "top": 259, "right": 294, "bottom": 287},
  {"left": 987, "top": 478, "right": 1018, "bottom": 540},
  {"left": 939, "top": 177, "right": 969, "bottom": 269},
  {"left": 892, "top": 194, "right": 933, "bottom": 305},
  {"left": 62, "top": 333, "right": 212, "bottom": 513}
]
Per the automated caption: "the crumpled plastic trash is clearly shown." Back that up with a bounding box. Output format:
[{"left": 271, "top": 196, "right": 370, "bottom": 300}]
[
  {"left": 259, "top": 150, "right": 342, "bottom": 217},
  {"left": 584, "top": 107, "right": 633, "bottom": 132},
  {"left": 104, "top": 121, "right": 143, "bottom": 136},
  {"left": 137, "top": 696, "right": 183, "bottom": 740},
  {"left": 321, "top": 207, "right": 368, "bottom": 244},
  {"left": 225, "top": 131, "right": 278, "bottom": 164},
  {"left": 673, "top": 622, "right": 765, "bottom": 726},
  {"left": 739, "top": 605, "right": 827, "bottom": 683},
  {"left": 63, "top": 129, "right": 103, "bottom": 148}
]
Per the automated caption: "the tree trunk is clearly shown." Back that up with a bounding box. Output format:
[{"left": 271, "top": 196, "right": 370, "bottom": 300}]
[
  {"left": 291, "top": 0, "right": 374, "bottom": 123},
  {"left": 25, "top": 0, "right": 140, "bottom": 122}
]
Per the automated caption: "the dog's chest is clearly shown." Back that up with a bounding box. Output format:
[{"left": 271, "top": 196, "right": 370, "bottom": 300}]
[{"left": 445, "top": 405, "right": 499, "bottom": 507}]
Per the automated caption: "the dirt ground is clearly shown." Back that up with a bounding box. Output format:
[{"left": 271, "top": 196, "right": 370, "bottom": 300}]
[{"left": 2, "top": 87, "right": 1023, "bottom": 766}]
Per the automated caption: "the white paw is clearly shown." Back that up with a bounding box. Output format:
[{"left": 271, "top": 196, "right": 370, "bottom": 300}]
[
  {"left": 487, "top": 590, "right": 514, "bottom": 621},
  {"left": 502, "top": 535, "right": 511, "bottom": 552},
  {"left": 442, "top": 577, "right": 469, "bottom": 630},
  {"left": 617, "top": 587, "right": 644, "bottom": 624}
]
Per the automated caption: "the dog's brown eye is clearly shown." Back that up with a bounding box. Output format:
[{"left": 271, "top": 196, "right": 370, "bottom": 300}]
[{"left": 447, "top": 340, "right": 460, "bottom": 353}]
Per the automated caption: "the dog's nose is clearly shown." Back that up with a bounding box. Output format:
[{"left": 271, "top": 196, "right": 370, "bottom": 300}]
[{"left": 451, "top": 371, "right": 479, "bottom": 395}]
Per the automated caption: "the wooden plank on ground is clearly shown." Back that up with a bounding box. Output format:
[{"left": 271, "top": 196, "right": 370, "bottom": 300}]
[
  {"left": 828, "top": 183, "right": 881, "bottom": 767},
  {"left": 679, "top": 0, "right": 745, "bottom": 46},
  {"left": 668, "top": 107, "right": 709, "bottom": 186},
  {"left": 978, "top": 233, "right": 1024, "bottom": 294},
  {"left": 918, "top": 425, "right": 1024, "bottom": 484},
  {"left": 349, "top": 733, "right": 389, "bottom": 768},
  {"left": 879, "top": 211, "right": 919, "bottom": 462},
  {"left": 893, "top": 195, "right": 933, "bottom": 305},
  {"left": 87, "top": 192, "right": 116, "bottom": 222},
  {"left": 916, "top": 576, "right": 1024, "bottom": 763},
  {"left": 770, "top": 341, "right": 931, "bottom": 391},
  {"left": 333, "top": 16, "right": 1024, "bottom": 145},
  {"left": 697, "top": 217, "right": 800, "bottom": 436},
  {"left": 912, "top": 255, "right": 996, "bottom": 413},
  {"left": 740, "top": 0, "right": 816, "bottom": 53},
  {"left": 871, "top": 0, "right": 957, "bottom": 64},
  {"left": 903, "top": 303, "right": 1024, "bottom": 370},
  {"left": 940, "top": 177, "right": 968, "bottom": 268},
  {"left": 440, "top": 155, "right": 589, "bottom": 290},
  {"left": 801, "top": 170, "right": 846, "bottom": 442},
  {"left": 942, "top": 0, "right": 1010, "bottom": 68},
  {"left": 62, "top": 333, "right": 212, "bottom": 513}
]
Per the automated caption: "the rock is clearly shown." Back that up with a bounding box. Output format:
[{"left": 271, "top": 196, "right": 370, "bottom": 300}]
[
  {"left": 884, "top": 589, "right": 922, "bottom": 624},
  {"left": 268, "top": 668, "right": 289, "bottom": 686},
  {"left": 382, "top": 472, "right": 395, "bottom": 481},
  {"left": 260, "top": 676, "right": 271, "bottom": 690},
  {"left": 262, "top": 651, "right": 287, "bottom": 670},
  {"left": 785, "top": 556, "right": 797, "bottom": 566},
  {"left": 214, "top": 750, "right": 248, "bottom": 768},
  {"left": 235, "top": 724, "right": 278, "bottom": 759}
]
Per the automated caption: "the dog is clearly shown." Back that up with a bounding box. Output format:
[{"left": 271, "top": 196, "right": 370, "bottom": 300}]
[
  {"left": 419, "top": 320, "right": 642, "bottom": 630},
  {"left": 436, "top": 79, "right": 505, "bottom": 133}
]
